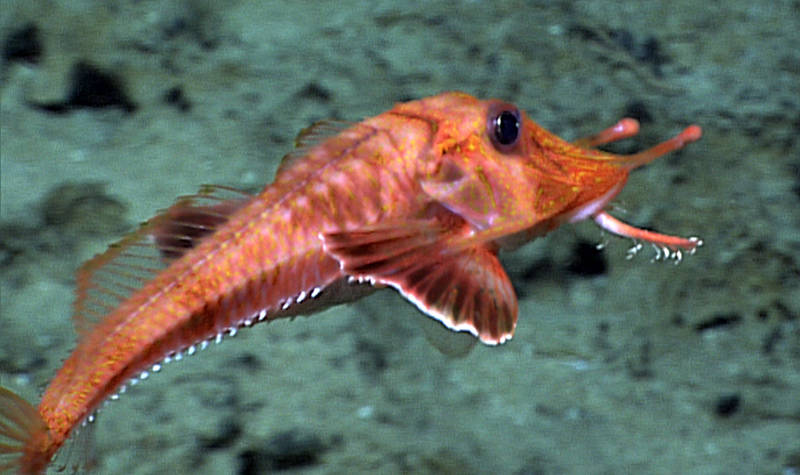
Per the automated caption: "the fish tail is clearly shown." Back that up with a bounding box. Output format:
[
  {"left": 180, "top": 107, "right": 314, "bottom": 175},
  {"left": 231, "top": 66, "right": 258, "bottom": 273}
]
[{"left": 0, "top": 387, "right": 52, "bottom": 475}]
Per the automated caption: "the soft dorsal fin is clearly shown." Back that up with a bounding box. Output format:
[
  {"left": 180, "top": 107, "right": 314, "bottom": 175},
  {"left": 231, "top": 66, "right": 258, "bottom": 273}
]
[
  {"left": 276, "top": 120, "right": 353, "bottom": 177},
  {"left": 72, "top": 185, "right": 252, "bottom": 337},
  {"left": 150, "top": 185, "right": 252, "bottom": 260}
]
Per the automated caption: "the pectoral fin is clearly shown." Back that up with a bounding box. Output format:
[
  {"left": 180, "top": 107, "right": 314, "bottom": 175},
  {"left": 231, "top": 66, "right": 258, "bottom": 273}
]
[{"left": 323, "top": 223, "right": 517, "bottom": 345}]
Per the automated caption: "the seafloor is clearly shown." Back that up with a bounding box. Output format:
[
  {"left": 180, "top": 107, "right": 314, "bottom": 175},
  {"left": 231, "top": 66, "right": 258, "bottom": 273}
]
[{"left": 1, "top": 1, "right": 798, "bottom": 474}]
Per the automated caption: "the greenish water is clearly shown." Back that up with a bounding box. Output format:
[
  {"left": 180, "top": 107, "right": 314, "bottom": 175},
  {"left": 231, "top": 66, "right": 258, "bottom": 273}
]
[{"left": 1, "top": 1, "right": 798, "bottom": 473}]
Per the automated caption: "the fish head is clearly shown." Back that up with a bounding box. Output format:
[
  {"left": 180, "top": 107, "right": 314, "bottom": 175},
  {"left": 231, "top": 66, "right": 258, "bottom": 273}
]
[{"left": 409, "top": 92, "right": 629, "bottom": 239}]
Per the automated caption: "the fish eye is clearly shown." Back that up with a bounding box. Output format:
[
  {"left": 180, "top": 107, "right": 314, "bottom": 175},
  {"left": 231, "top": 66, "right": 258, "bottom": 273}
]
[{"left": 488, "top": 106, "right": 521, "bottom": 151}]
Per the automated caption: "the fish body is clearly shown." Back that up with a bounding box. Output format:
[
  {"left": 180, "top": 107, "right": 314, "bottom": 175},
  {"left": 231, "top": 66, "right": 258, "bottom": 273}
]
[{"left": 0, "top": 92, "right": 701, "bottom": 473}]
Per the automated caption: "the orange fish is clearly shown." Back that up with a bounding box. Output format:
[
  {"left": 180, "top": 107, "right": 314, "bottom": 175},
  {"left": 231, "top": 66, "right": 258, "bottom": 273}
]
[{"left": 0, "top": 91, "right": 701, "bottom": 473}]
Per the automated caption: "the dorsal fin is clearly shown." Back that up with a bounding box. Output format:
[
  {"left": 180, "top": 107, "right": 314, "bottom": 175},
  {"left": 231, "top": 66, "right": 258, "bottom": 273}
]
[
  {"left": 150, "top": 185, "right": 252, "bottom": 260},
  {"left": 72, "top": 185, "right": 252, "bottom": 337},
  {"left": 276, "top": 120, "right": 352, "bottom": 177}
]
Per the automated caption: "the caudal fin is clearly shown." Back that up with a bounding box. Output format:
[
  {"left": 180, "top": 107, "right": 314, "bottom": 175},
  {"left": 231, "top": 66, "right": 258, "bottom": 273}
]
[{"left": 0, "top": 386, "right": 50, "bottom": 475}]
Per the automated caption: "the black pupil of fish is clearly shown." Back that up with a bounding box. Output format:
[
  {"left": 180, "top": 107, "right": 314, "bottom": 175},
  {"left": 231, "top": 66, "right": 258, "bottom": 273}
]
[{"left": 494, "top": 110, "right": 519, "bottom": 146}]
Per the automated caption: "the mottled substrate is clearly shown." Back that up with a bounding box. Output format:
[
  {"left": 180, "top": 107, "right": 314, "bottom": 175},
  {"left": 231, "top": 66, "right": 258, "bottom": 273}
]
[{"left": 1, "top": 1, "right": 798, "bottom": 474}]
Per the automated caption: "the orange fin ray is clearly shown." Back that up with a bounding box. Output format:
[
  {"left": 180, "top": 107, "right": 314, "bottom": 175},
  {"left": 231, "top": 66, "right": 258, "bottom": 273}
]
[
  {"left": 73, "top": 185, "right": 252, "bottom": 336},
  {"left": 322, "top": 219, "right": 443, "bottom": 275},
  {"left": 593, "top": 210, "right": 702, "bottom": 261},
  {"left": 149, "top": 185, "right": 252, "bottom": 260},
  {"left": 323, "top": 223, "right": 517, "bottom": 345}
]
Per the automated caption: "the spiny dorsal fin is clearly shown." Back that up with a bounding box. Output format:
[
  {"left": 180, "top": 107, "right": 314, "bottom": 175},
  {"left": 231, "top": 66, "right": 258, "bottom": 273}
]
[
  {"left": 276, "top": 120, "right": 353, "bottom": 177},
  {"left": 72, "top": 185, "right": 252, "bottom": 337}
]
